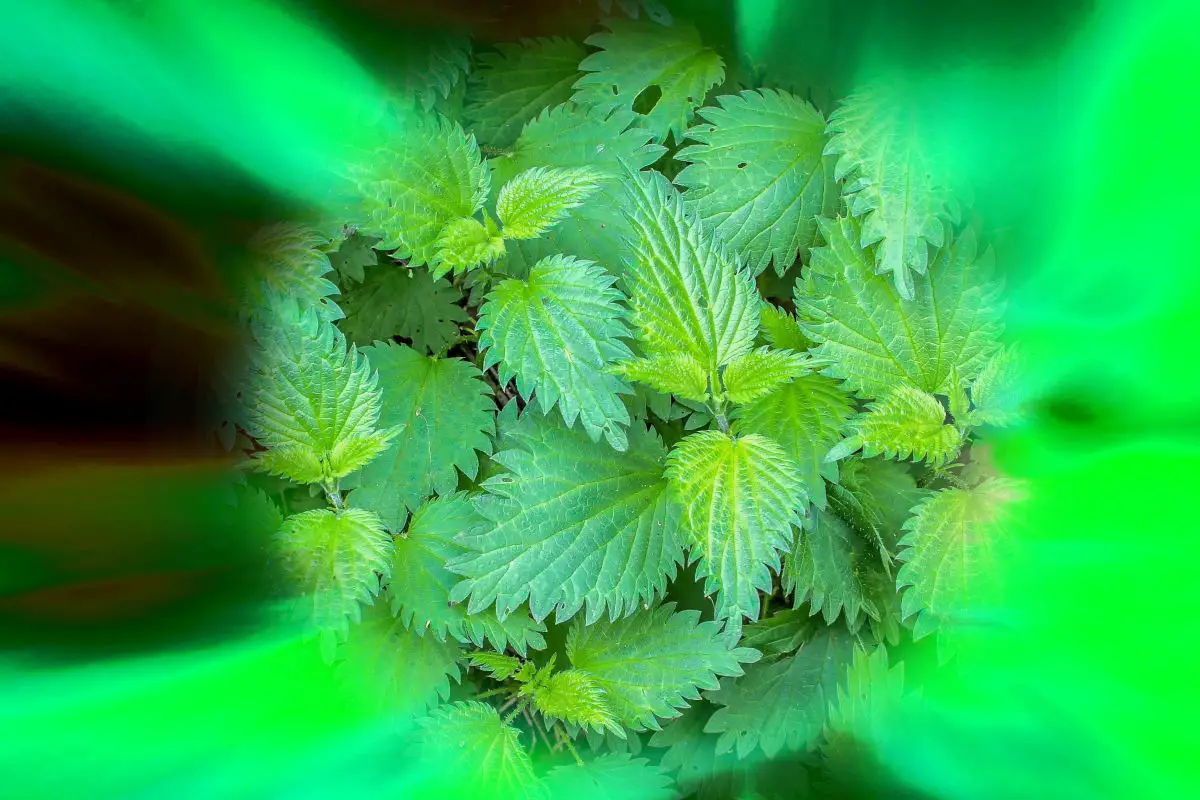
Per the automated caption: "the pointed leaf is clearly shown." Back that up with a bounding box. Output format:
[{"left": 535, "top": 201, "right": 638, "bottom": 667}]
[
  {"left": 338, "top": 264, "right": 469, "bottom": 355},
  {"left": 719, "top": 346, "right": 810, "bottom": 405},
  {"left": 785, "top": 509, "right": 880, "bottom": 627},
  {"left": 613, "top": 352, "right": 710, "bottom": 403},
  {"left": 497, "top": 166, "right": 604, "bottom": 240},
  {"left": 544, "top": 753, "right": 675, "bottom": 800},
  {"left": 829, "top": 383, "right": 963, "bottom": 467},
  {"left": 432, "top": 217, "right": 506, "bottom": 278},
  {"left": 529, "top": 669, "right": 623, "bottom": 736}
]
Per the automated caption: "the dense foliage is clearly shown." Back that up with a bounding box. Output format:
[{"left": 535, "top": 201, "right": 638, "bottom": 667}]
[{"left": 228, "top": 6, "right": 1024, "bottom": 797}]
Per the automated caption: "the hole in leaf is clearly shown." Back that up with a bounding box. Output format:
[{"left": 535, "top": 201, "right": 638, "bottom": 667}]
[
  {"left": 632, "top": 84, "right": 663, "bottom": 115},
  {"left": 611, "top": 84, "right": 619, "bottom": 96},
  {"left": 737, "top": 162, "right": 748, "bottom": 169}
]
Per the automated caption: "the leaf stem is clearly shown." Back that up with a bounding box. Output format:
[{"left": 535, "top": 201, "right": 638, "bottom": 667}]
[{"left": 502, "top": 697, "right": 529, "bottom": 726}]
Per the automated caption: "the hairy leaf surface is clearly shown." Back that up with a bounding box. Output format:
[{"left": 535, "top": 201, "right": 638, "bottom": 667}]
[
  {"left": 827, "top": 383, "right": 962, "bottom": 466},
  {"left": 719, "top": 346, "right": 809, "bottom": 405},
  {"left": 411, "top": 701, "right": 545, "bottom": 800},
  {"left": 496, "top": 166, "right": 603, "bottom": 240},
  {"left": 785, "top": 510, "right": 880, "bottom": 627},
  {"left": 338, "top": 264, "right": 469, "bottom": 354}
]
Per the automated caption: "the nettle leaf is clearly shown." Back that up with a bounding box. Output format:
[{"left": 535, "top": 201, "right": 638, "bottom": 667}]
[
  {"left": 410, "top": 701, "right": 546, "bottom": 800},
  {"left": 470, "top": 652, "right": 524, "bottom": 680},
  {"left": 573, "top": 17, "right": 724, "bottom": 145},
  {"left": 896, "top": 478, "right": 1025, "bottom": 649},
  {"left": 969, "top": 345, "right": 1024, "bottom": 427},
  {"left": 338, "top": 264, "right": 469, "bottom": 354},
  {"left": 796, "top": 216, "right": 1004, "bottom": 399},
  {"left": 244, "top": 223, "right": 342, "bottom": 323},
  {"left": 478, "top": 254, "right": 633, "bottom": 449},
  {"left": 489, "top": 103, "right": 664, "bottom": 269},
  {"left": 246, "top": 302, "right": 396, "bottom": 484},
  {"left": 339, "top": 600, "right": 462, "bottom": 716},
  {"left": 432, "top": 217, "right": 506, "bottom": 278},
  {"left": 566, "top": 603, "right": 760, "bottom": 731},
  {"left": 829, "top": 457, "right": 926, "bottom": 560},
  {"left": 385, "top": 31, "right": 471, "bottom": 113},
  {"left": 328, "top": 232, "right": 378, "bottom": 285},
  {"left": 676, "top": 89, "right": 838, "bottom": 276},
  {"left": 613, "top": 353, "right": 710, "bottom": 404},
  {"left": 496, "top": 166, "right": 603, "bottom": 240},
  {"left": 349, "top": 112, "right": 488, "bottom": 268},
  {"left": 352, "top": 343, "right": 494, "bottom": 531},
  {"left": 785, "top": 509, "right": 880, "bottom": 627},
  {"left": 719, "top": 346, "right": 810, "bottom": 405},
  {"left": 704, "top": 626, "right": 854, "bottom": 758},
  {"left": 665, "top": 430, "right": 806, "bottom": 639},
  {"left": 827, "top": 383, "right": 963, "bottom": 467},
  {"left": 528, "top": 669, "right": 622, "bottom": 736},
  {"left": 621, "top": 170, "right": 759, "bottom": 381},
  {"left": 450, "top": 411, "right": 684, "bottom": 624},
  {"left": 734, "top": 373, "right": 854, "bottom": 509},
  {"left": 825, "top": 80, "right": 956, "bottom": 299},
  {"left": 465, "top": 38, "right": 587, "bottom": 150},
  {"left": 389, "top": 494, "right": 546, "bottom": 655},
  {"left": 276, "top": 507, "right": 392, "bottom": 639},
  {"left": 543, "top": 753, "right": 675, "bottom": 800},
  {"left": 758, "top": 302, "right": 813, "bottom": 352},
  {"left": 739, "top": 607, "right": 814, "bottom": 658},
  {"left": 821, "top": 645, "right": 908, "bottom": 779}
]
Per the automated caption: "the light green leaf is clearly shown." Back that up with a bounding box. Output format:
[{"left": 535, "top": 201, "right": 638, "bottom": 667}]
[
  {"left": 246, "top": 301, "right": 396, "bottom": 484},
  {"left": 489, "top": 103, "right": 664, "bottom": 270},
  {"left": 675, "top": 89, "right": 837, "bottom": 276},
  {"left": 528, "top": 669, "right": 622, "bottom": 736},
  {"left": 573, "top": 17, "right": 724, "bottom": 144},
  {"left": 612, "top": 352, "right": 710, "bottom": 404},
  {"left": 352, "top": 343, "right": 494, "bottom": 531},
  {"left": 719, "top": 346, "right": 810, "bottom": 405},
  {"left": 822, "top": 645, "right": 908, "bottom": 780},
  {"left": 827, "top": 383, "right": 962, "bottom": 467},
  {"left": 338, "top": 600, "right": 462, "bottom": 716},
  {"left": 969, "top": 345, "right": 1025, "bottom": 427},
  {"left": 410, "top": 701, "right": 546, "bottom": 800},
  {"left": 432, "top": 217, "right": 506, "bottom": 278},
  {"left": 704, "top": 626, "right": 854, "bottom": 758},
  {"left": 828, "top": 457, "right": 926, "bottom": 562},
  {"left": 478, "top": 254, "right": 633, "bottom": 449},
  {"left": 544, "top": 753, "right": 675, "bottom": 800},
  {"left": 276, "top": 507, "right": 392, "bottom": 639},
  {"left": 665, "top": 430, "right": 805, "bottom": 639},
  {"left": 785, "top": 509, "right": 880, "bottom": 627},
  {"left": 469, "top": 652, "right": 524, "bottom": 681},
  {"left": 796, "top": 216, "right": 1004, "bottom": 399},
  {"left": 349, "top": 112, "right": 489, "bottom": 267},
  {"left": 384, "top": 32, "right": 471, "bottom": 113},
  {"left": 389, "top": 494, "right": 545, "bottom": 655},
  {"left": 758, "top": 302, "right": 813, "bottom": 352},
  {"left": 896, "top": 478, "right": 1025, "bottom": 648},
  {"left": 566, "top": 603, "right": 760, "bottom": 731},
  {"left": 338, "top": 264, "right": 469, "bottom": 355},
  {"left": 734, "top": 373, "right": 854, "bottom": 509},
  {"left": 465, "top": 37, "right": 586, "bottom": 150},
  {"left": 243, "top": 223, "right": 342, "bottom": 323},
  {"left": 739, "top": 608, "right": 814, "bottom": 658},
  {"left": 449, "top": 412, "right": 684, "bottom": 624},
  {"left": 621, "top": 170, "right": 759, "bottom": 377},
  {"left": 497, "top": 166, "right": 604, "bottom": 240},
  {"left": 824, "top": 80, "right": 955, "bottom": 299}
]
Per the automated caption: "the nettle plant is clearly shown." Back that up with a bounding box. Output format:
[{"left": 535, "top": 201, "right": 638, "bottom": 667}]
[{"left": 231, "top": 8, "right": 1024, "bottom": 799}]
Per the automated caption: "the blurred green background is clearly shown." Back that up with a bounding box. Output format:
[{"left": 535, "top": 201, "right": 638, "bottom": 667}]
[{"left": 1, "top": 0, "right": 1197, "bottom": 796}]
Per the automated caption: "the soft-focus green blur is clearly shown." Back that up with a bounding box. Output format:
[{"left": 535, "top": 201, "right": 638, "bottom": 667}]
[{"left": 2, "top": 0, "right": 1197, "bottom": 797}]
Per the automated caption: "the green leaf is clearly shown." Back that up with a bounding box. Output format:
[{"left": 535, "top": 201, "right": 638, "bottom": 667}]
[
  {"left": 896, "top": 478, "right": 1025, "bottom": 648},
  {"left": 676, "top": 89, "right": 837, "bottom": 276},
  {"left": 465, "top": 37, "right": 586, "bottom": 150},
  {"left": 573, "top": 18, "right": 724, "bottom": 145},
  {"left": 528, "top": 669, "right": 622, "bottom": 736},
  {"left": 384, "top": 31, "right": 471, "bottom": 113},
  {"left": 968, "top": 345, "right": 1025, "bottom": 427},
  {"left": 410, "top": 701, "right": 546, "bottom": 800},
  {"left": 829, "top": 457, "right": 926, "bottom": 561},
  {"left": 244, "top": 223, "right": 342, "bottom": 323},
  {"left": 432, "top": 217, "right": 506, "bottom": 278},
  {"left": 734, "top": 373, "right": 854, "bottom": 509},
  {"left": 758, "top": 302, "right": 813, "bottom": 352},
  {"left": 328, "top": 231, "right": 378, "bottom": 285},
  {"left": 566, "top": 603, "right": 760, "bottom": 731},
  {"left": 824, "top": 80, "right": 955, "bottom": 299},
  {"left": 488, "top": 103, "right": 664, "bottom": 270},
  {"left": 612, "top": 352, "right": 710, "bottom": 404},
  {"left": 719, "top": 346, "right": 810, "bottom": 405},
  {"left": 389, "top": 494, "right": 545, "bottom": 655},
  {"left": 276, "top": 507, "right": 392, "bottom": 638},
  {"left": 665, "top": 430, "right": 805, "bottom": 639},
  {"left": 739, "top": 608, "right": 814, "bottom": 658},
  {"left": 352, "top": 343, "right": 495, "bottom": 531},
  {"left": 349, "top": 112, "right": 489, "bottom": 267},
  {"left": 449, "top": 412, "right": 684, "bottom": 624},
  {"left": 339, "top": 600, "right": 462, "bottom": 716},
  {"left": 478, "top": 254, "right": 633, "bottom": 449},
  {"left": 469, "top": 652, "right": 524, "bottom": 681},
  {"left": 338, "top": 264, "right": 469, "bottom": 355},
  {"left": 544, "top": 753, "right": 675, "bottom": 800},
  {"left": 704, "top": 626, "right": 854, "bottom": 758},
  {"left": 822, "top": 645, "right": 908, "bottom": 782},
  {"left": 826, "top": 383, "right": 963, "bottom": 467},
  {"left": 497, "top": 166, "right": 604, "bottom": 240},
  {"left": 621, "top": 170, "right": 759, "bottom": 377},
  {"left": 246, "top": 301, "right": 396, "bottom": 484},
  {"left": 784, "top": 509, "right": 880, "bottom": 627},
  {"left": 796, "top": 216, "right": 1003, "bottom": 399}
]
